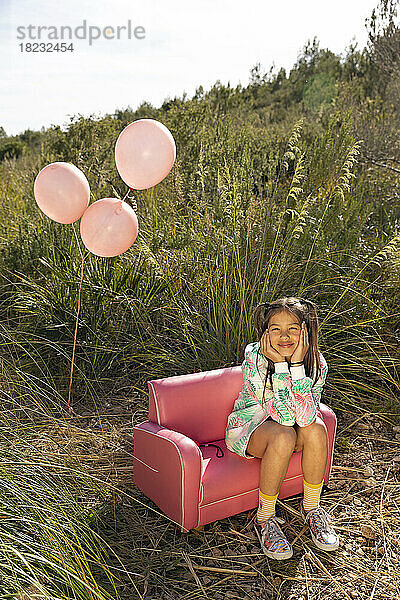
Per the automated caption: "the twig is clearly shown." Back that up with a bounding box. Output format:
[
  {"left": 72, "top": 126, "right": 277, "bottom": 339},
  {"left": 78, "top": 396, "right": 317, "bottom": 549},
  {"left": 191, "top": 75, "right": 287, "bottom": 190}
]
[
  {"left": 181, "top": 551, "right": 209, "bottom": 597},
  {"left": 303, "top": 555, "right": 310, "bottom": 600},
  {"left": 67, "top": 245, "right": 86, "bottom": 414},
  {"left": 340, "top": 413, "right": 370, "bottom": 433},
  {"left": 177, "top": 562, "right": 258, "bottom": 576},
  {"left": 305, "top": 548, "right": 354, "bottom": 600}
]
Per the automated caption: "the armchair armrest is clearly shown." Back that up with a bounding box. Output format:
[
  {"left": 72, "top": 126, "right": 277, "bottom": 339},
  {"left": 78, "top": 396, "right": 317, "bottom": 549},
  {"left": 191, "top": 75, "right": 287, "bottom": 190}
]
[{"left": 132, "top": 420, "right": 203, "bottom": 532}]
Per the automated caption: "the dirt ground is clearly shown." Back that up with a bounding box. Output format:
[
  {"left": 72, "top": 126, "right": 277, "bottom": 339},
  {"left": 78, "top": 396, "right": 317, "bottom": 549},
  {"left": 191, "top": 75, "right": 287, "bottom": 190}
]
[{"left": 42, "top": 393, "right": 400, "bottom": 600}]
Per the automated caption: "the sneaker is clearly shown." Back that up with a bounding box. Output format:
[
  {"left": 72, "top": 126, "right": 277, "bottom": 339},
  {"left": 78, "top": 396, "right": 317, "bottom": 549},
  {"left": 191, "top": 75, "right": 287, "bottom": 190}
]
[
  {"left": 300, "top": 503, "right": 340, "bottom": 551},
  {"left": 253, "top": 515, "right": 293, "bottom": 560}
]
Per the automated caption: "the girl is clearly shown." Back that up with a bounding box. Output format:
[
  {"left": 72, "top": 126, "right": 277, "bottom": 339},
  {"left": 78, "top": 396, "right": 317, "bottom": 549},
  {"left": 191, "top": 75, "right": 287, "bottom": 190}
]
[{"left": 225, "top": 296, "right": 339, "bottom": 560}]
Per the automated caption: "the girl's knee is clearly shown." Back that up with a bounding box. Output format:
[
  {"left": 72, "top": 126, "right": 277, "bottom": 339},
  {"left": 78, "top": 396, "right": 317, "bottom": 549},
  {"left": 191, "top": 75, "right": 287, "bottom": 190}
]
[
  {"left": 300, "top": 419, "right": 328, "bottom": 446},
  {"left": 269, "top": 424, "right": 297, "bottom": 453}
]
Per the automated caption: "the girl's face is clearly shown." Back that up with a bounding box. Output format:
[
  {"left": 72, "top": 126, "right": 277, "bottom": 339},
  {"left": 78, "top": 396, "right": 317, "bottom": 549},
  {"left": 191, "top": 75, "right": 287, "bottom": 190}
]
[{"left": 267, "top": 310, "right": 302, "bottom": 358}]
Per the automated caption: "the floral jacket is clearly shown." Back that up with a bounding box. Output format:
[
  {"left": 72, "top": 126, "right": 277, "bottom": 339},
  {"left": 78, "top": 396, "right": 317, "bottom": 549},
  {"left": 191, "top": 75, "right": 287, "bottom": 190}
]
[{"left": 225, "top": 341, "right": 328, "bottom": 460}]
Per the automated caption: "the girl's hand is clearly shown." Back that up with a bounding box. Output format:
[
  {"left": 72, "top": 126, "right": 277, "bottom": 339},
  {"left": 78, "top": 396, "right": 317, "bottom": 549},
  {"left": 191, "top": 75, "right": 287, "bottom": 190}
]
[
  {"left": 290, "top": 322, "right": 309, "bottom": 363},
  {"left": 260, "top": 329, "right": 285, "bottom": 363}
]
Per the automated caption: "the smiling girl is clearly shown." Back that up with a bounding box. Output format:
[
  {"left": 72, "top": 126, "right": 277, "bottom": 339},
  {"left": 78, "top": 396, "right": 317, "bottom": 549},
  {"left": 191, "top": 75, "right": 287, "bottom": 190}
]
[{"left": 225, "top": 296, "right": 339, "bottom": 560}]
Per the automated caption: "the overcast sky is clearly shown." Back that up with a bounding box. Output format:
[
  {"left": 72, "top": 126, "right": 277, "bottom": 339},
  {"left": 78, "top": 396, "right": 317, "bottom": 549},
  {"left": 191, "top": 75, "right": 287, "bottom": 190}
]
[{"left": 1, "top": 0, "right": 380, "bottom": 136}]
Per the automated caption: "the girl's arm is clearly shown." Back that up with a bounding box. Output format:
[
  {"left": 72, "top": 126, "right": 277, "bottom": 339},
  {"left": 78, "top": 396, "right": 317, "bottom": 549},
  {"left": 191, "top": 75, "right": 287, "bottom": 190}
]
[
  {"left": 269, "top": 362, "right": 297, "bottom": 426},
  {"left": 241, "top": 345, "right": 296, "bottom": 425},
  {"left": 290, "top": 352, "right": 328, "bottom": 427}
]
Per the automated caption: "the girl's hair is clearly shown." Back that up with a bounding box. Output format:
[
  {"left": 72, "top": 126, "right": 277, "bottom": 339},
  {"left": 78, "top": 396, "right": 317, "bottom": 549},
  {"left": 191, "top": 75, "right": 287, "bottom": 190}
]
[{"left": 252, "top": 296, "right": 322, "bottom": 409}]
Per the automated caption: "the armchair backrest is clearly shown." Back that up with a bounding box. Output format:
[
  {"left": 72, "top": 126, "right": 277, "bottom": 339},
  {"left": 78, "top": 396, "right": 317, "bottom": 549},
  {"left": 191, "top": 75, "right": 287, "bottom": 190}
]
[{"left": 147, "top": 366, "right": 243, "bottom": 444}]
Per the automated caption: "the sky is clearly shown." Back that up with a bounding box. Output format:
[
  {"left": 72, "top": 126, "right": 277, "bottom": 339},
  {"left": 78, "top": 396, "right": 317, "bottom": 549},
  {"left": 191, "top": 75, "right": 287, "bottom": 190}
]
[{"left": 1, "top": 0, "right": 380, "bottom": 137}]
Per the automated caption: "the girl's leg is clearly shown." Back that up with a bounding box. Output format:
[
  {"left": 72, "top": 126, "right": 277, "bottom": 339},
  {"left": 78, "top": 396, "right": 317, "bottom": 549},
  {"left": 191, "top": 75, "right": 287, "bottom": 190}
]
[
  {"left": 247, "top": 420, "right": 297, "bottom": 560},
  {"left": 246, "top": 420, "right": 297, "bottom": 519},
  {"left": 294, "top": 416, "right": 328, "bottom": 510},
  {"left": 294, "top": 417, "right": 339, "bottom": 551},
  {"left": 294, "top": 416, "right": 328, "bottom": 484}
]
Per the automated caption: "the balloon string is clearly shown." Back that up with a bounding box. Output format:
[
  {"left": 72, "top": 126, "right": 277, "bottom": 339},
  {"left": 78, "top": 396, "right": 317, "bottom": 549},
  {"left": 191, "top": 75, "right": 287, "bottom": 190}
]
[
  {"left": 121, "top": 187, "right": 137, "bottom": 212},
  {"left": 67, "top": 244, "right": 86, "bottom": 414}
]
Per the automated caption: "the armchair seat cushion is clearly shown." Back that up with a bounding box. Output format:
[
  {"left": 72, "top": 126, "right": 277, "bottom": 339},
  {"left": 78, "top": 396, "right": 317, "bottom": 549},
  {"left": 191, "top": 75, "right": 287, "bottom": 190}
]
[{"left": 199, "top": 438, "right": 303, "bottom": 507}]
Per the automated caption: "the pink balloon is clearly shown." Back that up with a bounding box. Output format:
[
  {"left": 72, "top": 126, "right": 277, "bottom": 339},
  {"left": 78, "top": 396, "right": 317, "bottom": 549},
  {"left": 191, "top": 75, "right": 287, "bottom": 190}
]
[
  {"left": 80, "top": 198, "right": 138, "bottom": 257},
  {"left": 115, "top": 119, "right": 176, "bottom": 189},
  {"left": 34, "top": 162, "right": 90, "bottom": 224}
]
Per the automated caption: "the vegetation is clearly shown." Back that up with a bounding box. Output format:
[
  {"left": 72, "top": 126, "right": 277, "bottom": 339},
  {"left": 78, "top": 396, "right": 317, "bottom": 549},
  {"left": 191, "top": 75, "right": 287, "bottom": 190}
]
[{"left": 0, "top": 0, "right": 399, "bottom": 597}]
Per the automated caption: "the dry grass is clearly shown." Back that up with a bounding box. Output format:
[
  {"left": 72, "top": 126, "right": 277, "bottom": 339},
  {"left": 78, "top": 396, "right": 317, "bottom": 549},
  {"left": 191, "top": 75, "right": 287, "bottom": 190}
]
[{"left": 25, "top": 395, "right": 400, "bottom": 600}]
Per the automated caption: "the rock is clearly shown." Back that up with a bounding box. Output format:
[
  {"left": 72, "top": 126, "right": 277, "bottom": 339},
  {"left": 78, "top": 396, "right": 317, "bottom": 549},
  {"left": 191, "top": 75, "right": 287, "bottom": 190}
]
[
  {"left": 393, "top": 425, "right": 400, "bottom": 433},
  {"left": 273, "top": 576, "right": 281, "bottom": 586},
  {"left": 212, "top": 548, "right": 223, "bottom": 557},
  {"left": 358, "top": 423, "right": 370, "bottom": 431},
  {"left": 361, "top": 524, "right": 377, "bottom": 540},
  {"left": 366, "top": 477, "right": 378, "bottom": 487},
  {"left": 393, "top": 455, "right": 400, "bottom": 463},
  {"left": 353, "top": 497, "right": 362, "bottom": 506},
  {"left": 364, "top": 466, "right": 374, "bottom": 477}
]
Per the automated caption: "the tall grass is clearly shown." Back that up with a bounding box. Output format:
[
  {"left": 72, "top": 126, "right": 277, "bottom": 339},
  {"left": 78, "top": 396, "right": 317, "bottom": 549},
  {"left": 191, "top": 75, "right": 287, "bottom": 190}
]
[
  {"left": 0, "top": 425, "right": 124, "bottom": 599},
  {"left": 2, "top": 107, "right": 400, "bottom": 409},
  {"left": 0, "top": 93, "right": 400, "bottom": 596}
]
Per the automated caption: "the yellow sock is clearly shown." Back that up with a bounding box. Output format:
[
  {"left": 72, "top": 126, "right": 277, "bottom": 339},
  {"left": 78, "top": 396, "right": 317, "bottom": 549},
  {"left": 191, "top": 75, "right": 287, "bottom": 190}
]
[
  {"left": 256, "top": 489, "right": 278, "bottom": 523},
  {"left": 303, "top": 478, "right": 323, "bottom": 511}
]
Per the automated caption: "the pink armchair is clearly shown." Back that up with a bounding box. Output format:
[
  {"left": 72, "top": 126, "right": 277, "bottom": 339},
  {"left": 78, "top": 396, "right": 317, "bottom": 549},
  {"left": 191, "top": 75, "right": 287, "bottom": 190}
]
[{"left": 132, "top": 365, "right": 337, "bottom": 533}]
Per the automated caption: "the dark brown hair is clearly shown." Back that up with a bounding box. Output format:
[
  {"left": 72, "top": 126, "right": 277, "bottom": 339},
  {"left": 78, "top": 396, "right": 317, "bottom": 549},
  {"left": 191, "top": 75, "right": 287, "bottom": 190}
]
[{"left": 252, "top": 296, "right": 322, "bottom": 409}]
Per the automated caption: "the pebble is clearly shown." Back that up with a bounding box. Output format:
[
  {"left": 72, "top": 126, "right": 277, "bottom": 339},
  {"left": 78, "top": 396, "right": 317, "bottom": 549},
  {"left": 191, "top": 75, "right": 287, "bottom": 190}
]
[
  {"left": 393, "top": 455, "right": 400, "bottom": 463},
  {"left": 353, "top": 497, "right": 362, "bottom": 506},
  {"left": 361, "top": 524, "right": 377, "bottom": 540},
  {"left": 273, "top": 576, "right": 281, "bottom": 586},
  {"left": 366, "top": 477, "right": 378, "bottom": 487},
  {"left": 364, "top": 466, "right": 374, "bottom": 476},
  {"left": 393, "top": 425, "right": 400, "bottom": 433}
]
